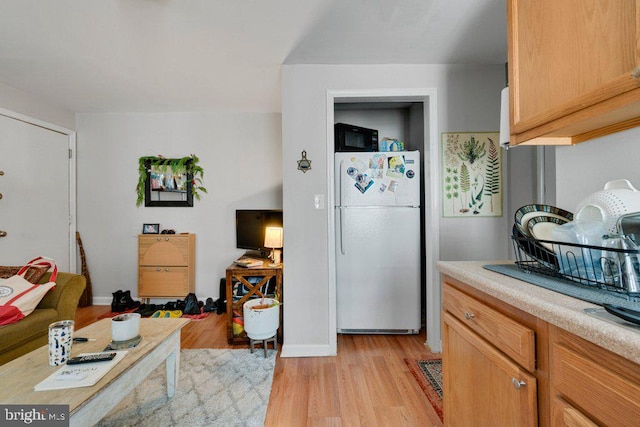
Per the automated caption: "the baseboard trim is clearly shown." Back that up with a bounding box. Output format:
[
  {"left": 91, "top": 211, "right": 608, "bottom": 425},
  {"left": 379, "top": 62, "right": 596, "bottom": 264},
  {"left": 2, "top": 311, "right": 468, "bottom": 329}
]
[
  {"left": 280, "top": 344, "right": 335, "bottom": 358},
  {"left": 92, "top": 297, "right": 112, "bottom": 306}
]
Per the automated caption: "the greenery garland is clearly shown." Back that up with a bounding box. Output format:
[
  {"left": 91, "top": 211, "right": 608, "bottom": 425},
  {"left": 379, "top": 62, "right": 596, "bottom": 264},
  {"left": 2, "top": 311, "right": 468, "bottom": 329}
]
[{"left": 136, "top": 154, "right": 207, "bottom": 207}]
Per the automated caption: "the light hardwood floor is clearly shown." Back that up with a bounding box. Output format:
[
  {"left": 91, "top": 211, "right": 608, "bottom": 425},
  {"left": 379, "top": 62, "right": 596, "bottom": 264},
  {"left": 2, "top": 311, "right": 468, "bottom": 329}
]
[{"left": 75, "top": 305, "right": 443, "bottom": 426}]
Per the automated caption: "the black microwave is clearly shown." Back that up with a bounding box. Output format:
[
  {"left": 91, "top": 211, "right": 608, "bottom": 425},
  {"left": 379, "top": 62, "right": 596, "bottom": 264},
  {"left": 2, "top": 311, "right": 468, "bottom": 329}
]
[{"left": 334, "top": 123, "right": 378, "bottom": 152}]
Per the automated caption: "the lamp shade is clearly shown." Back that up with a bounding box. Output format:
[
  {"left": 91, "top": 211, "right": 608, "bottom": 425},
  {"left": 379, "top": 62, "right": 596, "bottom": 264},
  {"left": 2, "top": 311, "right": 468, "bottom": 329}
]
[{"left": 264, "top": 226, "right": 283, "bottom": 249}]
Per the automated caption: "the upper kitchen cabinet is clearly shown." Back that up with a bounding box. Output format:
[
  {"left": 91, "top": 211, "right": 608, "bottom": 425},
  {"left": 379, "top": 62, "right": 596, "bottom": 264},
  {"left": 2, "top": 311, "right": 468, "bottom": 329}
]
[{"left": 508, "top": 0, "right": 640, "bottom": 146}]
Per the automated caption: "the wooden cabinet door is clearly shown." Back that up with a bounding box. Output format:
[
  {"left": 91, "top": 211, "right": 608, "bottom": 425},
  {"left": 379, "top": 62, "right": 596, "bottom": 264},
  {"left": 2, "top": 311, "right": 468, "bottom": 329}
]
[
  {"left": 551, "top": 396, "right": 598, "bottom": 427},
  {"left": 138, "top": 266, "right": 190, "bottom": 297},
  {"left": 139, "top": 235, "right": 191, "bottom": 266},
  {"left": 508, "top": 0, "right": 640, "bottom": 144},
  {"left": 443, "top": 312, "right": 537, "bottom": 426}
]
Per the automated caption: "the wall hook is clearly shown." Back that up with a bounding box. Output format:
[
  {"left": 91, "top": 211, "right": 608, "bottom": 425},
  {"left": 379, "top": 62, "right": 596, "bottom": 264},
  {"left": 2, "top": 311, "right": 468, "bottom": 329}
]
[{"left": 297, "top": 150, "right": 312, "bottom": 173}]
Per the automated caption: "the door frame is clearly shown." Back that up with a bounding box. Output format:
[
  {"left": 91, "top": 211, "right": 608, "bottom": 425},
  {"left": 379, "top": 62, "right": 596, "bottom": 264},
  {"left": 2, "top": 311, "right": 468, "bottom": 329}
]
[
  {"left": 326, "top": 88, "right": 442, "bottom": 353},
  {"left": 0, "top": 107, "right": 77, "bottom": 272}
]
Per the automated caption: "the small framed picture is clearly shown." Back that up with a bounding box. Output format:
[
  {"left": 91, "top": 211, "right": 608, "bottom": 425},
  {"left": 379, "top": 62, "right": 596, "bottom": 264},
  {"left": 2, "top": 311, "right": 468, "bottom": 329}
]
[{"left": 142, "top": 223, "right": 160, "bottom": 234}]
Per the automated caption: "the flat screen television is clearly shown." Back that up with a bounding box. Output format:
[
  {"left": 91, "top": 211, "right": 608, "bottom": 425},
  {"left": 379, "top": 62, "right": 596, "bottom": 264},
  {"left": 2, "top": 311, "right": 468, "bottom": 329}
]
[{"left": 236, "top": 209, "right": 283, "bottom": 256}]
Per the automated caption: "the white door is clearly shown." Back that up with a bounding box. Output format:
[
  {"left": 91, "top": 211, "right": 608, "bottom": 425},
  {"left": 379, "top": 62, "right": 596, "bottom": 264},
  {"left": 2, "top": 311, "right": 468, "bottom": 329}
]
[{"left": 0, "top": 114, "right": 72, "bottom": 270}]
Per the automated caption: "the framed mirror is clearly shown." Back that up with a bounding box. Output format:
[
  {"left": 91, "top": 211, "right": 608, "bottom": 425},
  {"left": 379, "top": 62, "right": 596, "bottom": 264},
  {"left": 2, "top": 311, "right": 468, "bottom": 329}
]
[{"left": 143, "top": 159, "right": 194, "bottom": 207}]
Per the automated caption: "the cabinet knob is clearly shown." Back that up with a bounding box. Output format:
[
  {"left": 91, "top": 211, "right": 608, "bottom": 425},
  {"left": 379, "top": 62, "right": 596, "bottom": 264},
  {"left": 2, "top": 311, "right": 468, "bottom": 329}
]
[
  {"left": 633, "top": 67, "right": 640, "bottom": 79},
  {"left": 464, "top": 312, "right": 475, "bottom": 320},
  {"left": 165, "top": 267, "right": 169, "bottom": 272},
  {"left": 165, "top": 237, "right": 170, "bottom": 241},
  {"left": 156, "top": 237, "right": 161, "bottom": 241},
  {"left": 156, "top": 267, "right": 161, "bottom": 271},
  {"left": 512, "top": 378, "right": 526, "bottom": 390}
]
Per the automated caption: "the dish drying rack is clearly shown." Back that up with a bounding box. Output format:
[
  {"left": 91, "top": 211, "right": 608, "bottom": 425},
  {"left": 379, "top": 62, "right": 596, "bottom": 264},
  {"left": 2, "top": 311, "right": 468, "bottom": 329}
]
[{"left": 511, "top": 235, "right": 640, "bottom": 301}]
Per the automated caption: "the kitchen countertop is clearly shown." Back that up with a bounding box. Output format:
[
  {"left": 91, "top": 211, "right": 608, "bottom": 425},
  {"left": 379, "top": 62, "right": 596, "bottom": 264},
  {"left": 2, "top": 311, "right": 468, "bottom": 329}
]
[{"left": 437, "top": 260, "right": 640, "bottom": 365}]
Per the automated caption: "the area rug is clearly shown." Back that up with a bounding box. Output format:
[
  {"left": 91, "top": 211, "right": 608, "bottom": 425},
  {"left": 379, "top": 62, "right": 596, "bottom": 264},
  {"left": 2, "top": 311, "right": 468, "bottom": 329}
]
[
  {"left": 405, "top": 357, "right": 443, "bottom": 422},
  {"left": 97, "top": 349, "right": 276, "bottom": 426}
]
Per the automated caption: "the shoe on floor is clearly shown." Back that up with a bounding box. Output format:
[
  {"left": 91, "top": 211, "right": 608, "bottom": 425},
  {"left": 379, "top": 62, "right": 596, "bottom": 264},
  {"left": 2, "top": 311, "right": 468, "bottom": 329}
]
[
  {"left": 183, "top": 293, "right": 201, "bottom": 315},
  {"left": 111, "top": 290, "right": 124, "bottom": 312},
  {"left": 203, "top": 297, "right": 216, "bottom": 312},
  {"left": 137, "top": 304, "right": 157, "bottom": 316},
  {"left": 151, "top": 310, "right": 165, "bottom": 318},
  {"left": 165, "top": 310, "right": 183, "bottom": 318}
]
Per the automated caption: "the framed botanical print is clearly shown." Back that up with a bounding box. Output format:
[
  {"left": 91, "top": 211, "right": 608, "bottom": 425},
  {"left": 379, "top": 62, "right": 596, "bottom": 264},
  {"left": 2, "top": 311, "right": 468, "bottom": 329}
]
[{"left": 441, "top": 132, "right": 502, "bottom": 217}]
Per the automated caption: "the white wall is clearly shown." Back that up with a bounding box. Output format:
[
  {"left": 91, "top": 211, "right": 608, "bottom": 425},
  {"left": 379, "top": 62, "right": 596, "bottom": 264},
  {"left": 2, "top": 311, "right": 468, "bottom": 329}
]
[
  {"left": 556, "top": 127, "right": 640, "bottom": 213},
  {"left": 76, "top": 112, "right": 282, "bottom": 303},
  {"left": 281, "top": 64, "right": 508, "bottom": 356},
  {"left": 0, "top": 82, "right": 75, "bottom": 130}
]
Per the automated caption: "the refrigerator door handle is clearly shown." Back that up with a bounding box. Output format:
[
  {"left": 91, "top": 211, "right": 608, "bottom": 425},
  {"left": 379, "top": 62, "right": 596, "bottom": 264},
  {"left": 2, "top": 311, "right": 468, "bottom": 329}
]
[
  {"left": 338, "top": 160, "right": 344, "bottom": 207},
  {"left": 339, "top": 208, "right": 345, "bottom": 255}
]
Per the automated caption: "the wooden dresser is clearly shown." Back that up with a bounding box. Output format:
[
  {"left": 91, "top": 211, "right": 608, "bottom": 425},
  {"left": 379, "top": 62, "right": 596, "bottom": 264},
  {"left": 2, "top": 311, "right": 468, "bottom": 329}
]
[{"left": 138, "top": 233, "right": 195, "bottom": 301}]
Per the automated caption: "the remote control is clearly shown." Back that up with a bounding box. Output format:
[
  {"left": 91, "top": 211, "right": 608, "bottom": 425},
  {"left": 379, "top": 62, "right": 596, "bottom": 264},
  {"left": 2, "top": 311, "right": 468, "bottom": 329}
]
[{"left": 66, "top": 352, "right": 117, "bottom": 365}]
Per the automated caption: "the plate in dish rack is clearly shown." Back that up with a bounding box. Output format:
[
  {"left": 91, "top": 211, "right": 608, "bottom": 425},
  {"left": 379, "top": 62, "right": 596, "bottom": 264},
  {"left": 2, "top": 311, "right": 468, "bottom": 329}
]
[
  {"left": 515, "top": 204, "right": 574, "bottom": 238},
  {"left": 512, "top": 224, "right": 558, "bottom": 269},
  {"left": 526, "top": 215, "right": 571, "bottom": 250}
]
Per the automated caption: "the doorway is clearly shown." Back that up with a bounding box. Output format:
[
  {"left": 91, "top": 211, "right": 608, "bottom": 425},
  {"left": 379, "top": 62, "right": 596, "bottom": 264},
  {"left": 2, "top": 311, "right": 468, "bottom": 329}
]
[
  {"left": 0, "top": 108, "right": 77, "bottom": 272},
  {"left": 326, "top": 89, "right": 441, "bottom": 354}
]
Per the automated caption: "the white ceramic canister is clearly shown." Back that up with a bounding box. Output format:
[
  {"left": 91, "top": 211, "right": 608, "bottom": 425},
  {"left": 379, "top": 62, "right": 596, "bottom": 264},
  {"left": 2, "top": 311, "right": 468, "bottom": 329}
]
[
  {"left": 111, "top": 313, "right": 141, "bottom": 342},
  {"left": 243, "top": 298, "right": 280, "bottom": 340}
]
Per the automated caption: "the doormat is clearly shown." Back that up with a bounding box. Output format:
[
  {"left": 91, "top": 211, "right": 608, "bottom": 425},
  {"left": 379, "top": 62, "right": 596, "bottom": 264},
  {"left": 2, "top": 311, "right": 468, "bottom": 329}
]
[{"left": 405, "top": 357, "right": 443, "bottom": 422}]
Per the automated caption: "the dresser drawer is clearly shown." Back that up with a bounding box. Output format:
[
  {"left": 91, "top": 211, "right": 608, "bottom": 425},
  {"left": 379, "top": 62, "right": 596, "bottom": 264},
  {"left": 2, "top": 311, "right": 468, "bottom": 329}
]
[
  {"left": 138, "top": 266, "right": 192, "bottom": 298},
  {"left": 139, "top": 235, "right": 192, "bottom": 266},
  {"left": 443, "top": 283, "right": 535, "bottom": 372}
]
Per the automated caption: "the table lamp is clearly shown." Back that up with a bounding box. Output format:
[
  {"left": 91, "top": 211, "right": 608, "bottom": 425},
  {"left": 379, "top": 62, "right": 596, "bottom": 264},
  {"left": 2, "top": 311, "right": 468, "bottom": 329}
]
[{"left": 264, "top": 226, "right": 283, "bottom": 266}]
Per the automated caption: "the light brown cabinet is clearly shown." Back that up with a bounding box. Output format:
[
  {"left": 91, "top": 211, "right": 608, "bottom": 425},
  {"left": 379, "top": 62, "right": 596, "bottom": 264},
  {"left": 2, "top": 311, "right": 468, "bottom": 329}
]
[
  {"left": 549, "top": 325, "right": 640, "bottom": 426},
  {"left": 443, "top": 273, "right": 640, "bottom": 426},
  {"left": 442, "top": 278, "right": 540, "bottom": 426},
  {"left": 138, "top": 233, "right": 195, "bottom": 300},
  {"left": 508, "top": 0, "right": 640, "bottom": 145}
]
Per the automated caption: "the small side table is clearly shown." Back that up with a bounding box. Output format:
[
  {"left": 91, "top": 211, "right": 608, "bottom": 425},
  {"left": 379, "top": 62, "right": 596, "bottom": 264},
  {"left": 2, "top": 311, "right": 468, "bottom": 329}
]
[{"left": 225, "top": 261, "right": 283, "bottom": 345}]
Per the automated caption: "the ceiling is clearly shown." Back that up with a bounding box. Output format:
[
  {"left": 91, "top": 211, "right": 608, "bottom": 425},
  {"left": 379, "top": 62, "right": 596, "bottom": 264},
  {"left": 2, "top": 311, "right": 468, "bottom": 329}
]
[{"left": 0, "top": 0, "right": 507, "bottom": 114}]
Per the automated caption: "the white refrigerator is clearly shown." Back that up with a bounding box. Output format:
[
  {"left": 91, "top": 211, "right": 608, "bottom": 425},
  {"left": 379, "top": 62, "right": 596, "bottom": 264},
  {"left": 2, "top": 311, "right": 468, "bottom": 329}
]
[{"left": 335, "top": 151, "right": 421, "bottom": 334}]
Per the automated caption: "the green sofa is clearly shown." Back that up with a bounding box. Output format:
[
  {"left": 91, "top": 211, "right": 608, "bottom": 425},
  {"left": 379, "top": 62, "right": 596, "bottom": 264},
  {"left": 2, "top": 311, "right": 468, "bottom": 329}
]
[{"left": 0, "top": 272, "right": 86, "bottom": 366}]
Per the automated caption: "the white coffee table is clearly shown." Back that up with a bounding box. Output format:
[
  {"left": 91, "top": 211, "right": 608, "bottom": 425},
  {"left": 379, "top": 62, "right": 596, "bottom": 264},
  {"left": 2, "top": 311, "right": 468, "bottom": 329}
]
[{"left": 0, "top": 317, "right": 189, "bottom": 426}]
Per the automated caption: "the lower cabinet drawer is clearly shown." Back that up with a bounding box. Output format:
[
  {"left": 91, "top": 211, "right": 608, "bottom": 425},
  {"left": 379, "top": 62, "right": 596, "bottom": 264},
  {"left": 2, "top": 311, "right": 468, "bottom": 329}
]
[
  {"left": 551, "top": 342, "right": 640, "bottom": 425},
  {"left": 138, "top": 266, "right": 191, "bottom": 297},
  {"left": 443, "top": 282, "right": 536, "bottom": 372}
]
